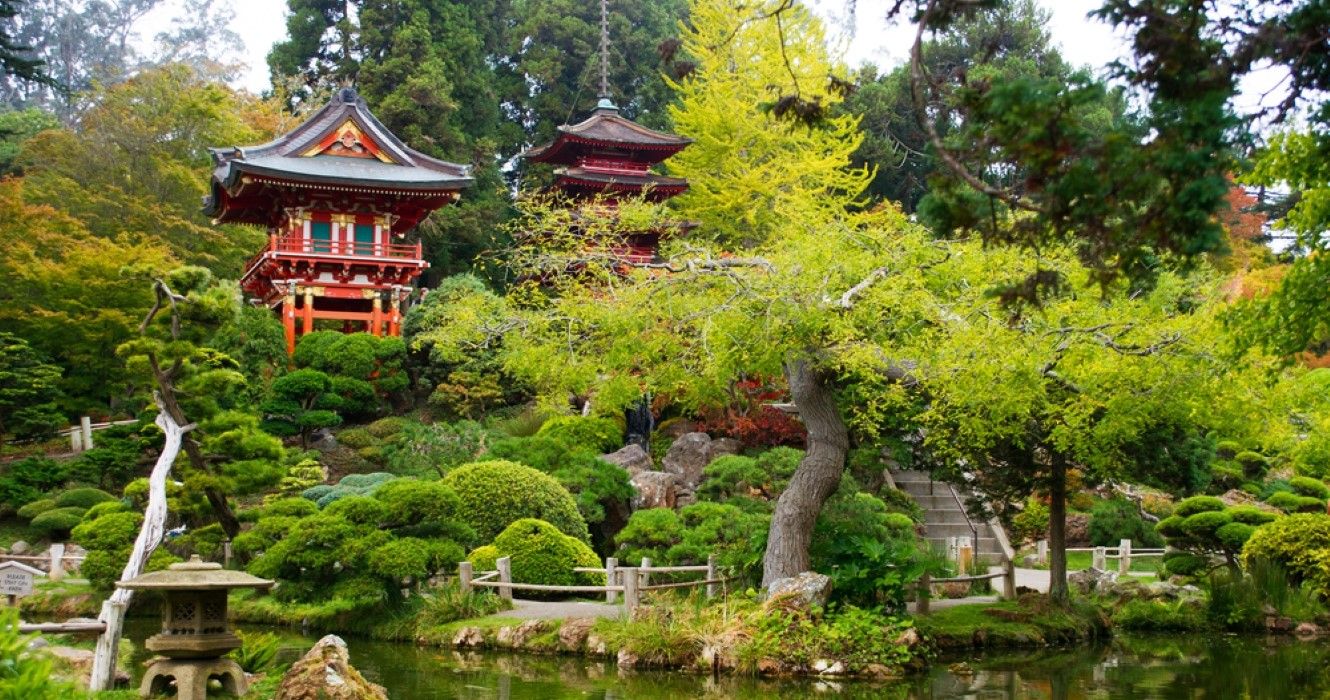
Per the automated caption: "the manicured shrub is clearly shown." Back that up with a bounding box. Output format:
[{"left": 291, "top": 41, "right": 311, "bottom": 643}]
[
  {"left": 367, "top": 417, "right": 409, "bottom": 438},
  {"left": 442, "top": 460, "right": 588, "bottom": 543},
  {"left": 481, "top": 437, "right": 633, "bottom": 534},
  {"left": 1266, "top": 491, "right": 1325, "bottom": 514},
  {"left": 301, "top": 484, "right": 334, "bottom": 502},
  {"left": 373, "top": 479, "right": 473, "bottom": 542},
  {"left": 324, "top": 495, "right": 390, "bottom": 526},
  {"left": 615, "top": 502, "right": 768, "bottom": 584},
  {"left": 29, "top": 507, "right": 84, "bottom": 538},
  {"left": 81, "top": 500, "right": 127, "bottom": 521},
  {"left": 1089, "top": 498, "right": 1164, "bottom": 547},
  {"left": 467, "top": 545, "right": 500, "bottom": 571},
  {"left": 485, "top": 518, "right": 601, "bottom": 586},
  {"left": 54, "top": 487, "right": 116, "bottom": 509},
  {"left": 1215, "top": 522, "right": 1257, "bottom": 551},
  {"left": 1173, "top": 496, "right": 1224, "bottom": 518},
  {"left": 263, "top": 497, "right": 319, "bottom": 519},
  {"left": 1181, "top": 510, "right": 1231, "bottom": 537},
  {"left": 1227, "top": 506, "right": 1279, "bottom": 526},
  {"left": 615, "top": 509, "right": 686, "bottom": 564},
  {"left": 1242, "top": 514, "right": 1330, "bottom": 598},
  {"left": 535, "top": 415, "right": 621, "bottom": 453},
  {"left": 273, "top": 459, "right": 325, "bottom": 499},
  {"left": 1210, "top": 462, "right": 1244, "bottom": 490},
  {"left": 306, "top": 472, "right": 398, "bottom": 508},
  {"left": 0, "top": 456, "right": 69, "bottom": 510},
  {"left": 231, "top": 516, "right": 300, "bottom": 559},
  {"left": 72, "top": 511, "right": 141, "bottom": 551},
  {"left": 367, "top": 537, "right": 463, "bottom": 583},
  {"left": 1163, "top": 551, "right": 1208, "bottom": 577},
  {"left": 383, "top": 420, "right": 496, "bottom": 477},
  {"left": 16, "top": 498, "right": 56, "bottom": 520},
  {"left": 337, "top": 428, "right": 378, "bottom": 449},
  {"left": 1290, "top": 476, "right": 1330, "bottom": 500},
  {"left": 1235, "top": 451, "right": 1269, "bottom": 476}
]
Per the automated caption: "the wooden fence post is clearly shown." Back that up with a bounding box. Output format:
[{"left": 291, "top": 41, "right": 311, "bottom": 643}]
[
  {"left": 80, "top": 416, "right": 93, "bottom": 451},
  {"left": 605, "top": 557, "right": 618, "bottom": 604},
  {"left": 1003, "top": 558, "right": 1016, "bottom": 599},
  {"left": 458, "top": 561, "right": 473, "bottom": 595},
  {"left": 706, "top": 554, "right": 718, "bottom": 599},
  {"left": 1119, "top": 539, "right": 1132, "bottom": 575},
  {"left": 1092, "top": 547, "right": 1106, "bottom": 571},
  {"left": 70, "top": 429, "right": 83, "bottom": 453},
  {"left": 917, "top": 572, "right": 931, "bottom": 615},
  {"left": 1036, "top": 539, "right": 1048, "bottom": 565},
  {"left": 222, "top": 539, "right": 232, "bottom": 569},
  {"left": 622, "top": 567, "right": 640, "bottom": 612},
  {"left": 640, "top": 557, "right": 651, "bottom": 589},
  {"left": 48, "top": 544, "right": 65, "bottom": 582},
  {"left": 496, "top": 556, "right": 512, "bottom": 601}
]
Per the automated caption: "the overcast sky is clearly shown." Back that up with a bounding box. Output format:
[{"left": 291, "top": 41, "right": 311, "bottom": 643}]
[{"left": 136, "top": 0, "right": 1281, "bottom": 116}]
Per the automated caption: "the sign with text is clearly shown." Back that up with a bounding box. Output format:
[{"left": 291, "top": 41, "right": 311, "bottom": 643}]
[{"left": 0, "top": 561, "right": 43, "bottom": 597}]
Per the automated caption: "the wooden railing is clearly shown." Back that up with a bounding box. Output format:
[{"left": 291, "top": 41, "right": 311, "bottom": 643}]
[
  {"left": 1, "top": 544, "right": 85, "bottom": 579},
  {"left": 265, "top": 234, "right": 421, "bottom": 260},
  {"left": 458, "top": 555, "right": 723, "bottom": 611},
  {"left": 914, "top": 559, "right": 1017, "bottom": 614},
  {"left": 1033, "top": 539, "right": 1168, "bottom": 574}
]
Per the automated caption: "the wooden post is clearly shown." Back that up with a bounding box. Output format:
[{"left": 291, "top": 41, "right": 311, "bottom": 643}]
[
  {"left": 70, "top": 429, "right": 82, "bottom": 453},
  {"left": 302, "top": 288, "right": 315, "bottom": 335},
  {"left": 622, "top": 567, "right": 639, "bottom": 612},
  {"left": 917, "top": 572, "right": 931, "bottom": 615},
  {"left": 605, "top": 557, "right": 618, "bottom": 604},
  {"left": 282, "top": 293, "right": 297, "bottom": 355},
  {"left": 6, "top": 594, "right": 14, "bottom": 607},
  {"left": 80, "top": 416, "right": 93, "bottom": 451},
  {"left": 458, "top": 561, "right": 473, "bottom": 595},
  {"left": 946, "top": 537, "right": 958, "bottom": 563},
  {"left": 1036, "top": 539, "right": 1048, "bottom": 565},
  {"left": 640, "top": 557, "right": 651, "bottom": 589},
  {"left": 496, "top": 556, "right": 512, "bottom": 601},
  {"left": 1119, "top": 539, "right": 1132, "bottom": 575},
  {"left": 1003, "top": 558, "right": 1016, "bottom": 599},
  {"left": 958, "top": 537, "right": 974, "bottom": 574},
  {"left": 48, "top": 543, "right": 64, "bottom": 582},
  {"left": 222, "top": 539, "right": 232, "bottom": 569},
  {"left": 1092, "top": 546, "right": 1106, "bottom": 571},
  {"left": 706, "top": 554, "right": 718, "bottom": 599}
]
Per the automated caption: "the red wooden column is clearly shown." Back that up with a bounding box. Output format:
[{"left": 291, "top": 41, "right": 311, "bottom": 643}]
[
  {"left": 369, "top": 296, "right": 383, "bottom": 337},
  {"left": 301, "top": 288, "right": 315, "bottom": 337},
  {"left": 282, "top": 292, "right": 297, "bottom": 355}
]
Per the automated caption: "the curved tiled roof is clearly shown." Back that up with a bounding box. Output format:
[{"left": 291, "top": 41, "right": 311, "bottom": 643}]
[{"left": 525, "top": 106, "right": 692, "bottom": 165}]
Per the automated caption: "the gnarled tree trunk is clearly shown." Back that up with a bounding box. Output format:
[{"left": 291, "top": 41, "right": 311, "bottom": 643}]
[
  {"left": 761, "top": 360, "right": 849, "bottom": 587},
  {"left": 1047, "top": 458, "right": 1069, "bottom": 603}
]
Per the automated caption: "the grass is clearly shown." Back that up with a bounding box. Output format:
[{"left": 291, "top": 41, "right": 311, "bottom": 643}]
[
  {"left": 913, "top": 598, "right": 1108, "bottom": 651},
  {"left": 1028, "top": 549, "right": 1164, "bottom": 575}
]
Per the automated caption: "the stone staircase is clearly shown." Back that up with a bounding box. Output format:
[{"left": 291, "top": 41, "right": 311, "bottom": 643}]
[{"left": 892, "top": 469, "right": 1010, "bottom": 564}]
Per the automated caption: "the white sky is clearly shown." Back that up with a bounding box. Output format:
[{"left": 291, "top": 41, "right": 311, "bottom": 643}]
[{"left": 137, "top": 0, "right": 1282, "bottom": 116}]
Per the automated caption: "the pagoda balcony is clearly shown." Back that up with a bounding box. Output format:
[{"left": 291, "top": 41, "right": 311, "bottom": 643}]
[
  {"left": 241, "top": 233, "right": 428, "bottom": 305},
  {"left": 247, "top": 233, "right": 424, "bottom": 265}
]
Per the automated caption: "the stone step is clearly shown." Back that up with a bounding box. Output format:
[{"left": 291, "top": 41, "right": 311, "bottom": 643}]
[
  {"left": 912, "top": 494, "right": 969, "bottom": 509},
  {"left": 925, "top": 522, "right": 996, "bottom": 538},
  {"left": 922, "top": 510, "right": 982, "bottom": 526},
  {"left": 923, "top": 537, "right": 1006, "bottom": 556}
]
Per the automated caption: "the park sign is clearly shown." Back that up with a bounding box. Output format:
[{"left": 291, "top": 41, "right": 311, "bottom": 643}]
[{"left": 0, "top": 560, "right": 44, "bottom": 600}]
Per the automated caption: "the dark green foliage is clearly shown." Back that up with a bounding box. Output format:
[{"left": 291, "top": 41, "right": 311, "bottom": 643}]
[
  {"left": 382, "top": 420, "right": 497, "bottom": 477},
  {"left": 72, "top": 509, "right": 179, "bottom": 590},
  {"left": 1181, "top": 511, "right": 1232, "bottom": 537},
  {"left": 0, "top": 331, "right": 63, "bottom": 440},
  {"left": 535, "top": 415, "right": 622, "bottom": 453},
  {"left": 482, "top": 436, "right": 633, "bottom": 541},
  {"left": 1162, "top": 551, "right": 1208, "bottom": 577},
  {"left": 697, "top": 447, "right": 803, "bottom": 507},
  {"left": 481, "top": 518, "right": 602, "bottom": 587},
  {"left": 28, "top": 506, "right": 84, "bottom": 538},
  {"left": 373, "top": 479, "right": 474, "bottom": 542},
  {"left": 208, "top": 304, "right": 288, "bottom": 401},
  {"left": 367, "top": 537, "right": 464, "bottom": 584},
  {"left": 441, "top": 460, "right": 589, "bottom": 543},
  {"left": 261, "top": 367, "right": 343, "bottom": 447},
  {"left": 1174, "top": 496, "right": 1225, "bottom": 518},
  {"left": 1290, "top": 476, "right": 1330, "bottom": 500},
  {"left": 615, "top": 503, "right": 768, "bottom": 583},
  {"left": 1088, "top": 499, "right": 1164, "bottom": 547},
  {"left": 15, "top": 498, "right": 55, "bottom": 520},
  {"left": 53, "top": 488, "right": 115, "bottom": 509},
  {"left": 1157, "top": 497, "right": 1260, "bottom": 572},
  {"left": 1266, "top": 491, "right": 1325, "bottom": 514},
  {"left": 323, "top": 495, "right": 390, "bottom": 526},
  {"left": 1113, "top": 598, "right": 1207, "bottom": 631},
  {"left": 0, "top": 456, "right": 68, "bottom": 510},
  {"left": 291, "top": 332, "right": 408, "bottom": 420},
  {"left": 229, "top": 631, "right": 280, "bottom": 674},
  {"left": 1228, "top": 506, "right": 1279, "bottom": 526},
  {"left": 809, "top": 488, "right": 933, "bottom": 610},
  {"left": 1236, "top": 451, "right": 1270, "bottom": 477}
]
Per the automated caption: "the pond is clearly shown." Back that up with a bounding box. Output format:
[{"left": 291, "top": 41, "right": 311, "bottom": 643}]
[{"left": 118, "top": 620, "right": 1330, "bottom": 698}]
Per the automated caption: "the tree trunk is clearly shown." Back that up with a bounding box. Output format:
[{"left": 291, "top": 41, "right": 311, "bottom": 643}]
[
  {"left": 1047, "top": 458, "right": 1069, "bottom": 604},
  {"left": 152, "top": 365, "right": 242, "bottom": 539},
  {"left": 761, "top": 360, "right": 849, "bottom": 587},
  {"left": 89, "top": 400, "right": 186, "bottom": 690}
]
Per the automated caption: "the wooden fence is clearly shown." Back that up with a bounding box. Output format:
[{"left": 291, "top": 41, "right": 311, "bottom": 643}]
[
  {"left": 1, "top": 544, "right": 85, "bottom": 580},
  {"left": 458, "top": 555, "right": 723, "bottom": 611},
  {"left": 914, "top": 558, "right": 1017, "bottom": 614},
  {"left": 1033, "top": 539, "right": 1168, "bottom": 574}
]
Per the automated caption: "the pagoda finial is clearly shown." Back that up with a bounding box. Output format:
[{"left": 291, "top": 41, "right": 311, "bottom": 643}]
[{"left": 596, "top": 0, "right": 617, "bottom": 111}]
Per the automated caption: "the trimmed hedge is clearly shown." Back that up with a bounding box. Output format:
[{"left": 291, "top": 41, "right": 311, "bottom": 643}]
[
  {"left": 441, "top": 460, "right": 588, "bottom": 543},
  {"left": 1289, "top": 476, "right": 1330, "bottom": 500},
  {"left": 54, "top": 488, "right": 116, "bottom": 509},
  {"left": 479, "top": 518, "right": 601, "bottom": 586},
  {"left": 29, "top": 507, "right": 86, "bottom": 538},
  {"left": 1173, "top": 496, "right": 1224, "bottom": 518},
  {"left": 535, "top": 416, "right": 622, "bottom": 453},
  {"left": 16, "top": 499, "right": 56, "bottom": 520}
]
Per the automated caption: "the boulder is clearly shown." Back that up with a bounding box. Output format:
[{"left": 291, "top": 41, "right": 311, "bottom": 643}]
[
  {"left": 767, "top": 571, "right": 833, "bottom": 610},
  {"left": 585, "top": 633, "right": 608, "bottom": 656},
  {"left": 601, "top": 444, "right": 653, "bottom": 476},
  {"left": 1266, "top": 616, "right": 1296, "bottom": 634},
  {"left": 558, "top": 618, "right": 595, "bottom": 652},
  {"left": 10, "top": 540, "right": 29, "bottom": 555},
  {"left": 630, "top": 471, "right": 677, "bottom": 510},
  {"left": 309, "top": 429, "right": 338, "bottom": 452},
  {"left": 1067, "top": 567, "right": 1118, "bottom": 594},
  {"left": 451, "top": 627, "right": 485, "bottom": 648},
  {"left": 1064, "top": 515, "right": 1090, "bottom": 546},
  {"left": 711, "top": 437, "right": 743, "bottom": 458},
  {"left": 662, "top": 432, "right": 713, "bottom": 491},
  {"left": 812, "top": 659, "right": 846, "bottom": 675},
  {"left": 1295, "top": 622, "right": 1321, "bottom": 637},
  {"left": 893, "top": 627, "right": 921, "bottom": 650},
  {"left": 616, "top": 649, "right": 639, "bottom": 670},
  {"left": 496, "top": 620, "right": 546, "bottom": 649},
  {"left": 274, "top": 634, "right": 387, "bottom": 700}
]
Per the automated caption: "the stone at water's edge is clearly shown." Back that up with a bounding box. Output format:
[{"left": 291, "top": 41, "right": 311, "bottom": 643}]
[
  {"left": 559, "top": 618, "right": 595, "bottom": 652},
  {"left": 662, "top": 432, "right": 713, "bottom": 493},
  {"left": 601, "top": 444, "right": 654, "bottom": 475},
  {"left": 766, "top": 571, "right": 833, "bottom": 610},
  {"left": 630, "top": 471, "right": 678, "bottom": 510},
  {"left": 275, "top": 634, "right": 386, "bottom": 700}
]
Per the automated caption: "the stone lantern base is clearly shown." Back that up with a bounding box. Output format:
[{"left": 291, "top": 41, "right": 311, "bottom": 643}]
[{"left": 139, "top": 657, "right": 247, "bottom": 700}]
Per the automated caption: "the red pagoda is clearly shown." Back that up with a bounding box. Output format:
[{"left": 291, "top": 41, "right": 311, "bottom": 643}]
[
  {"left": 204, "top": 88, "right": 473, "bottom": 353},
  {"left": 523, "top": 0, "right": 692, "bottom": 264}
]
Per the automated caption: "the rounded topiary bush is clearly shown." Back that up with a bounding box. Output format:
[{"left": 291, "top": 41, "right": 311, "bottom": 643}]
[
  {"left": 367, "top": 417, "right": 409, "bottom": 439},
  {"left": 30, "top": 507, "right": 87, "bottom": 538},
  {"left": 1266, "top": 491, "right": 1324, "bottom": 514},
  {"left": 1173, "top": 496, "right": 1224, "bottom": 518},
  {"left": 1163, "top": 551, "right": 1208, "bottom": 577},
  {"left": 1181, "top": 510, "right": 1231, "bottom": 537},
  {"left": 324, "top": 495, "right": 390, "bottom": 526},
  {"left": 1227, "top": 505, "right": 1279, "bottom": 526},
  {"left": 367, "top": 536, "right": 463, "bottom": 583},
  {"left": 81, "top": 500, "right": 128, "bottom": 522},
  {"left": 1241, "top": 514, "right": 1330, "bottom": 596},
  {"left": 535, "top": 416, "right": 622, "bottom": 453},
  {"left": 54, "top": 488, "right": 116, "bottom": 509},
  {"left": 263, "top": 497, "right": 320, "bottom": 519},
  {"left": 1215, "top": 522, "right": 1256, "bottom": 551},
  {"left": 1235, "top": 451, "right": 1269, "bottom": 476},
  {"left": 442, "top": 460, "right": 589, "bottom": 543},
  {"left": 16, "top": 498, "right": 56, "bottom": 520},
  {"left": 301, "top": 484, "right": 334, "bottom": 502},
  {"left": 336, "top": 428, "right": 378, "bottom": 449},
  {"left": 1290, "top": 476, "right": 1330, "bottom": 500},
  {"left": 489, "top": 518, "right": 601, "bottom": 586},
  {"left": 467, "top": 545, "right": 500, "bottom": 571}
]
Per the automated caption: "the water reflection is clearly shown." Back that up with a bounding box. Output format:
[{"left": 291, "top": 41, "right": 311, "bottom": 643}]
[{"left": 118, "top": 619, "right": 1330, "bottom": 698}]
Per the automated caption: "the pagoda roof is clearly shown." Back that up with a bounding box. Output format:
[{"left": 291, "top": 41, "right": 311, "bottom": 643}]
[
  {"left": 525, "top": 106, "right": 692, "bottom": 165},
  {"left": 204, "top": 88, "right": 473, "bottom": 222}
]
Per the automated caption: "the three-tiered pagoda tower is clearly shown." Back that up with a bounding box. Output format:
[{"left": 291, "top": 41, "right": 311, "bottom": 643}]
[{"left": 204, "top": 88, "right": 473, "bottom": 353}]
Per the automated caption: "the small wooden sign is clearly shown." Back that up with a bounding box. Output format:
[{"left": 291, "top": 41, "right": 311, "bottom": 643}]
[{"left": 0, "top": 560, "right": 43, "bottom": 600}]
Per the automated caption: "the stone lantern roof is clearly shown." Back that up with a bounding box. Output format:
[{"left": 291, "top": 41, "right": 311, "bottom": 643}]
[{"left": 117, "top": 555, "right": 273, "bottom": 591}]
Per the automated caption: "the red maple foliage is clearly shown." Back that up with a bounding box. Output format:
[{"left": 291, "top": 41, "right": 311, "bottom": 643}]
[{"left": 695, "top": 376, "right": 807, "bottom": 448}]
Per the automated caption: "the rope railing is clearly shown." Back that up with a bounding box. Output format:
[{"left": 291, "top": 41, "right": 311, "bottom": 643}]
[{"left": 459, "top": 553, "right": 721, "bottom": 611}]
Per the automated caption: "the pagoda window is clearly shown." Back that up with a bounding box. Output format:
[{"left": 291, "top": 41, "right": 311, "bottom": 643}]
[
  {"left": 311, "top": 220, "right": 332, "bottom": 254},
  {"left": 354, "top": 223, "right": 375, "bottom": 255}
]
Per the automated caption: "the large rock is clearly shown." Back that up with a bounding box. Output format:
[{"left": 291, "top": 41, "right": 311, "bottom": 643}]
[
  {"left": 662, "top": 432, "right": 713, "bottom": 492},
  {"left": 275, "top": 634, "right": 387, "bottom": 700},
  {"left": 9, "top": 540, "right": 29, "bottom": 555},
  {"left": 1068, "top": 567, "right": 1118, "bottom": 594},
  {"left": 630, "top": 471, "right": 677, "bottom": 510},
  {"left": 558, "top": 618, "right": 595, "bottom": 652},
  {"left": 495, "top": 620, "right": 547, "bottom": 649},
  {"left": 44, "top": 646, "right": 129, "bottom": 686},
  {"left": 766, "top": 572, "right": 833, "bottom": 610},
  {"left": 309, "top": 428, "right": 337, "bottom": 452},
  {"left": 711, "top": 437, "right": 743, "bottom": 458},
  {"left": 1064, "top": 515, "right": 1090, "bottom": 546},
  {"left": 601, "top": 444, "right": 654, "bottom": 475}
]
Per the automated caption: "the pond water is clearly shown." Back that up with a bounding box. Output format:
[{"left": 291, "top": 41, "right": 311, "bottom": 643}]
[{"left": 118, "top": 619, "right": 1330, "bottom": 698}]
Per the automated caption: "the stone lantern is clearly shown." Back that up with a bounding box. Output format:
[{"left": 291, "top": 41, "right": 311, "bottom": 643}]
[{"left": 117, "top": 555, "right": 273, "bottom": 699}]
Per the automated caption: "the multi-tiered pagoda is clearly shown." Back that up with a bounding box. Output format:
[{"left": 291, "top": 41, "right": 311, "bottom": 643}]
[{"left": 204, "top": 88, "right": 473, "bottom": 353}]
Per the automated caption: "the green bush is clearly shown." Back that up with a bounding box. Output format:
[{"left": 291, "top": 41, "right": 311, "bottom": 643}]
[
  {"left": 367, "top": 417, "right": 409, "bottom": 438},
  {"left": 1156, "top": 515, "right": 1185, "bottom": 538},
  {"left": 441, "top": 460, "right": 588, "bottom": 543},
  {"left": 337, "top": 428, "right": 379, "bottom": 449},
  {"left": 614, "top": 502, "right": 768, "bottom": 584},
  {"left": 81, "top": 500, "right": 127, "bottom": 521},
  {"left": 0, "top": 608, "right": 80, "bottom": 699},
  {"left": 1088, "top": 498, "right": 1164, "bottom": 547},
  {"left": 306, "top": 472, "right": 398, "bottom": 508},
  {"left": 324, "top": 495, "right": 390, "bottom": 526},
  {"left": 486, "top": 518, "right": 601, "bottom": 586},
  {"left": 1242, "top": 514, "right": 1330, "bottom": 598},
  {"left": 1215, "top": 522, "right": 1257, "bottom": 551},
  {"left": 1227, "top": 506, "right": 1279, "bottom": 526},
  {"left": 367, "top": 537, "right": 463, "bottom": 583},
  {"left": 1235, "top": 451, "right": 1269, "bottom": 476},
  {"left": 467, "top": 544, "right": 500, "bottom": 571},
  {"left": 53, "top": 487, "right": 116, "bottom": 509},
  {"left": 263, "top": 497, "right": 319, "bottom": 519},
  {"left": 231, "top": 516, "right": 300, "bottom": 559},
  {"left": 384, "top": 420, "right": 496, "bottom": 477},
  {"left": 1163, "top": 551, "right": 1208, "bottom": 577},
  {"left": 535, "top": 415, "right": 621, "bottom": 453},
  {"left": 71, "top": 511, "right": 141, "bottom": 551},
  {"left": 1181, "top": 510, "right": 1232, "bottom": 537},
  {"left": 372, "top": 479, "right": 473, "bottom": 542},
  {"left": 1174, "top": 496, "right": 1225, "bottom": 518},
  {"left": 1266, "top": 491, "right": 1325, "bottom": 514},
  {"left": 15, "top": 498, "right": 55, "bottom": 520},
  {"left": 1113, "top": 598, "right": 1206, "bottom": 631},
  {"left": 810, "top": 487, "right": 932, "bottom": 610},
  {"left": 1011, "top": 498, "right": 1050, "bottom": 544},
  {"left": 29, "top": 507, "right": 86, "bottom": 538},
  {"left": 482, "top": 437, "right": 633, "bottom": 534},
  {"left": 1290, "top": 476, "right": 1330, "bottom": 500},
  {"left": 614, "top": 509, "right": 686, "bottom": 565}
]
